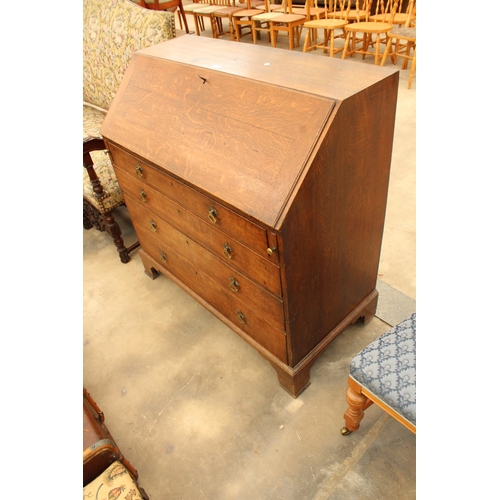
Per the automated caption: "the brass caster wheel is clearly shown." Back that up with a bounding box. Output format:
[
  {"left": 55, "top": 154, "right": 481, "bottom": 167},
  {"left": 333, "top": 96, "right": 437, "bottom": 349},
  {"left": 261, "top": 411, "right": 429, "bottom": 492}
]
[{"left": 341, "top": 427, "right": 352, "bottom": 436}]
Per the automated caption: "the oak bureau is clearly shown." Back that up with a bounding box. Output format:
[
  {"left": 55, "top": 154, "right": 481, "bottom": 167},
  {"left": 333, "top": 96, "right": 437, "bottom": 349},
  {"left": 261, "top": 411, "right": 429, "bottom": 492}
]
[{"left": 100, "top": 36, "right": 399, "bottom": 397}]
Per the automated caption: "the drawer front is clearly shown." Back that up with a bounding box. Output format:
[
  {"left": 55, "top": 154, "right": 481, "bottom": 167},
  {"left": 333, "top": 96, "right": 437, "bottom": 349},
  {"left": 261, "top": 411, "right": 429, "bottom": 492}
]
[
  {"left": 109, "top": 143, "right": 279, "bottom": 264},
  {"left": 132, "top": 215, "right": 287, "bottom": 363},
  {"left": 119, "top": 171, "right": 282, "bottom": 298},
  {"left": 126, "top": 196, "right": 285, "bottom": 331}
]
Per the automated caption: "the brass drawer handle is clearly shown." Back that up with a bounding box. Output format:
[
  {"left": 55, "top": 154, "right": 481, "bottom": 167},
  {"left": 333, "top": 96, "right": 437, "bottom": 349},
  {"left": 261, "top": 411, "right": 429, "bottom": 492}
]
[
  {"left": 136, "top": 164, "right": 144, "bottom": 178},
  {"left": 140, "top": 189, "right": 147, "bottom": 203},
  {"left": 149, "top": 220, "right": 157, "bottom": 232},
  {"left": 223, "top": 243, "right": 233, "bottom": 259},
  {"left": 267, "top": 246, "right": 277, "bottom": 256},
  {"left": 208, "top": 206, "right": 218, "bottom": 224},
  {"left": 160, "top": 251, "right": 167, "bottom": 263},
  {"left": 229, "top": 277, "right": 239, "bottom": 292},
  {"left": 236, "top": 311, "right": 246, "bottom": 325}
]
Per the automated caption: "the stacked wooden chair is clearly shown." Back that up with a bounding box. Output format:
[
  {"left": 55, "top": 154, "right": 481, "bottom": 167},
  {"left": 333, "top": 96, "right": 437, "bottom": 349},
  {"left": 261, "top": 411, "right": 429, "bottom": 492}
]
[
  {"left": 302, "top": 0, "right": 350, "bottom": 57},
  {"left": 342, "top": 0, "right": 400, "bottom": 65},
  {"left": 381, "top": 0, "right": 416, "bottom": 88}
]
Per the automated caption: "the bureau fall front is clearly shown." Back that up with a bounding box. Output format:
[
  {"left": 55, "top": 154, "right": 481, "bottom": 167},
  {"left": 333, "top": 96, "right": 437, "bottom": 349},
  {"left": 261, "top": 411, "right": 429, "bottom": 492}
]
[{"left": 100, "top": 36, "right": 399, "bottom": 397}]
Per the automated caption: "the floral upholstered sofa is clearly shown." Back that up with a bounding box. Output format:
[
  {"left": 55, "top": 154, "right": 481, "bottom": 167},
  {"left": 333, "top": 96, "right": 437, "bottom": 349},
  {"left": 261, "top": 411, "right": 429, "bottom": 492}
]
[{"left": 83, "top": 0, "right": 176, "bottom": 263}]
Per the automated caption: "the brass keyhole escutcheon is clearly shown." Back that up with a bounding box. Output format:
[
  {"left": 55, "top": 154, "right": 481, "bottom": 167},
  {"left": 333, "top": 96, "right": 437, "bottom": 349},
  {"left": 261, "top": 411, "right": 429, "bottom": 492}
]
[
  {"left": 229, "top": 277, "right": 240, "bottom": 292},
  {"left": 267, "top": 247, "right": 277, "bottom": 256},
  {"left": 140, "top": 189, "right": 147, "bottom": 203},
  {"left": 223, "top": 243, "right": 233, "bottom": 259},
  {"left": 149, "top": 220, "right": 157, "bottom": 232},
  {"left": 160, "top": 251, "right": 167, "bottom": 263},
  {"left": 208, "top": 206, "right": 218, "bottom": 224},
  {"left": 136, "top": 164, "right": 144, "bottom": 178},
  {"left": 236, "top": 311, "right": 246, "bottom": 325}
]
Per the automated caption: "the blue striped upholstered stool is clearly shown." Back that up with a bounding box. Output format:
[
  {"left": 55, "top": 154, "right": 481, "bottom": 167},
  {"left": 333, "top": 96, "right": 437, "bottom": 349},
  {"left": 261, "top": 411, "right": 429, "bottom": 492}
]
[{"left": 341, "top": 313, "right": 416, "bottom": 435}]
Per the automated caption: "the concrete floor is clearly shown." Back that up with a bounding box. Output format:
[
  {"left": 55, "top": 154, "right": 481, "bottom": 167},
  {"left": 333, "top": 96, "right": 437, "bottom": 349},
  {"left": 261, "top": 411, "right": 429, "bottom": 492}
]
[{"left": 83, "top": 17, "right": 416, "bottom": 500}]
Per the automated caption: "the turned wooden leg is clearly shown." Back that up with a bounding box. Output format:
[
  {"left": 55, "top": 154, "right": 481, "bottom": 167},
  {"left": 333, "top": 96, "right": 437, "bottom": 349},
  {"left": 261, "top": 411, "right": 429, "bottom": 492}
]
[
  {"left": 104, "top": 213, "right": 130, "bottom": 264},
  {"left": 341, "top": 379, "right": 373, "bottom": 435}
]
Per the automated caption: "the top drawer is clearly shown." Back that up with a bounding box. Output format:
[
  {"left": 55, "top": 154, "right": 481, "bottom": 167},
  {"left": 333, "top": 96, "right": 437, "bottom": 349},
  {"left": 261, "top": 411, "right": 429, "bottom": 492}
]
[{"left": 108, "top": 143, "right": 279, "bottom": 264}]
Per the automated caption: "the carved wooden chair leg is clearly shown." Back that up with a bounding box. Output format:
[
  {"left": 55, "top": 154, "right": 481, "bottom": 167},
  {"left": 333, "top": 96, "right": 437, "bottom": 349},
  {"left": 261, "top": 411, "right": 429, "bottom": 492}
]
[
  {"left": 341, "top": 380, "right": 373, "bottom": 435},
  {"left": 104, "top": 212, "right": 131, "bottom": 264}
]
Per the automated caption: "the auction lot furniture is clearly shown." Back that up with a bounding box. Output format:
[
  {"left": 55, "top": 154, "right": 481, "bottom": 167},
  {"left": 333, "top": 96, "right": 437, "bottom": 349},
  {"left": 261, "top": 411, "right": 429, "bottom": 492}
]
[
  {"left": 341, "top": 313, "right": 416, "bottom": 435},
  {"left": 83, "top": 0, "right": 176, "bottom": 263},
  {"left": 100, "top": 36, "right": 398, "bottom": 397},
  {"left": 83, "top": 389, "right": 149, "bottom": 498}
]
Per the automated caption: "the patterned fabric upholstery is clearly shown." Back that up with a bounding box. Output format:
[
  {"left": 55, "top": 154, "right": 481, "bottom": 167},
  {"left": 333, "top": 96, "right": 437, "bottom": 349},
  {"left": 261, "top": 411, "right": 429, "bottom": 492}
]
[
  {"left": 83, "top": 105, "right": 125, "bottom": 212},
  {"left": 83, "top": 104, "right": 106, "bottom": 142},
  {"left": 83, "top": 461, "right": 144, "bottom": 499},
  {"left": 350, "top": 313, "right": 416, "bottom": 426},
  {"left": 83, "top": 0, "right": 176, "bottom": 111},
  {"left": 83, "top": 0, "right": 175, "bottom": 214},
  {"left": 390, "top": 26, "right": 416, "bottom": 38}
]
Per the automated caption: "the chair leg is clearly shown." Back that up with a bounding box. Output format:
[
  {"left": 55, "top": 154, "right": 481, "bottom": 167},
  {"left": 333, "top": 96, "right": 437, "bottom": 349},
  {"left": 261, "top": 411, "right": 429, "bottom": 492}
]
[
  {"left": 104, "top": 212, "right": 131, "bottom": 264},
  {"left": 380, "top": 36, "right": 391, "bottom": 66},
  {"left": 303, "top": 27, "right": 311, "bottom": 52},
  {"left": 408, "top": 47, "right": 416, "bottom": 89},
  {"left": 341, "top": 381, "right": 373, "bottom": 435}
]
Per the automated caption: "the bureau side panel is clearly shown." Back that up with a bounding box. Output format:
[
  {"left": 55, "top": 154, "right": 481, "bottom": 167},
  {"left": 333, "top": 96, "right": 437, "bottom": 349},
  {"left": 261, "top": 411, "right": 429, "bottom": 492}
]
[{"left": 280, "top": 74, "right": 399, "bottom": 366}]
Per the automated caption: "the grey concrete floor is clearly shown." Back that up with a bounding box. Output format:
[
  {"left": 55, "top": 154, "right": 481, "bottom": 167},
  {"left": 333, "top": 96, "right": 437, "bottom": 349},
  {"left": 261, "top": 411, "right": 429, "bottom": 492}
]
[{"left": 84, "top": 18, "right": 416, "bottom": 500}]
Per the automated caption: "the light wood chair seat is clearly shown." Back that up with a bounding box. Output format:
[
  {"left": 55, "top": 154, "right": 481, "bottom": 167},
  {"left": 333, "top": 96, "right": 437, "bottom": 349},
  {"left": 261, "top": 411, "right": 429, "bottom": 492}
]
[
  {"left": 303, "top": 18, "right": 348, "bottom": 56},
  {"left": 346, "top": 20, "right": 392, "bottom": 34},
  {"left": 233, "top": 8, "right": 264, "bottom": 40},
  {"left": 342, "top": 0, "right": 401, "bottom": 65},
  {"left": 213, "top": 6, "right": 246, "bottom": 39},
  {"left": 269, "top": 12, "right": 306, "bottom": 49},
  {"left": 251, "top": 11, "right": 284, "bottom": 42}
]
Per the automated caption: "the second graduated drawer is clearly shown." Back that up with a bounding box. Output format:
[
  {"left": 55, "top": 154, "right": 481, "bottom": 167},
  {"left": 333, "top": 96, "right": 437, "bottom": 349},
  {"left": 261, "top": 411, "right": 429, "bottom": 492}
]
[
  {"left": 125, "top": 195, "right": 286, "bottom": 331},
  {"left": 118, "top": 170, "right": 282, "bottom": 298},
  {"left": 131, "top": 216, "right": 288, "bottom": 363},
  {"left": 109, "top": 143, "right": 279, "bottom": 264}
]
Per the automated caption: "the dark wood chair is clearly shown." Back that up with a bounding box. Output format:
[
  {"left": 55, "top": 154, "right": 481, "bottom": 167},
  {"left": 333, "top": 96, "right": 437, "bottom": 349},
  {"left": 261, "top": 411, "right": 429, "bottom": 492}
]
[
  {"left": 83, "top": 0, "right": 176, "bottom": 263},
  {"left": 83, "top": 135, "right": 140, "bottom": 264},
  {"left": 83, "top": 388, "right": 149, "bottom": 498}
]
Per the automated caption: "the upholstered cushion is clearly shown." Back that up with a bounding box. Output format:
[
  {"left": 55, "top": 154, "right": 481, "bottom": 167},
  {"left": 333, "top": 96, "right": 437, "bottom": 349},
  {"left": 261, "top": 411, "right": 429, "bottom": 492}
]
[
  {"left": 390, "top": 26, "right": 416, "bottom": 39},
  {"left": 83, "top": 461, "right": 144, "bottom": 499},
  {"left": 83, "top": 104, "right": 106, "bottom": 142},
  {"left": 83, "top": 150, "right": 125, "bottom": 213},
  {"left": 83, "top": 0, "right": 176, "bottom": 111},
  {"left": 350, "top": 313, "right": 416, "bottom": 426},
  {"left": 83, "top": 104, "right": 124, "bottom": 213}
]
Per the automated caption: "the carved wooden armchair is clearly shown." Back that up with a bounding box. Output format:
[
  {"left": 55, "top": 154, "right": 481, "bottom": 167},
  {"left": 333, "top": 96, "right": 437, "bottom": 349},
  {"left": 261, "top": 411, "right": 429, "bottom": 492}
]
[{"left": 83, "top": 0, "right": 176, "bottom": 263}]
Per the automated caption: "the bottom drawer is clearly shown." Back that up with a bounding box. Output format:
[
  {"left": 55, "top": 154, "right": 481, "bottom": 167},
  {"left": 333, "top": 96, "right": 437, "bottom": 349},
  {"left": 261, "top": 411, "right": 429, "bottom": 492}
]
[{"left": 135, "top": 223, "right": 288, "bottom": 363}]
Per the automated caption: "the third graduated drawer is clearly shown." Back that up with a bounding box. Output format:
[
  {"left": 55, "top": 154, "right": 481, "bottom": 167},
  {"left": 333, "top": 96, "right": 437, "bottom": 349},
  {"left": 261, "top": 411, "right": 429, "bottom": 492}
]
[
  {"left": 124, "top": 196, "right": 286, "bottom": 334},
  {"left": 109, "top": 143, "right": 280, "bottom": 266},
  {"left": 114, "top": 164, "right": 282, "bottom": 298}
]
